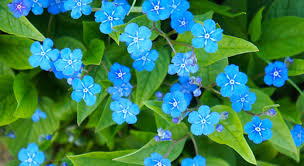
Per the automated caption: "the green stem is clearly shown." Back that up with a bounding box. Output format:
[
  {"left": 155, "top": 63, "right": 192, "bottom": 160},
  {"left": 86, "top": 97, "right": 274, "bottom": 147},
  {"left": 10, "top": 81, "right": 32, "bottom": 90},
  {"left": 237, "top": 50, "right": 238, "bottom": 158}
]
[
  {"left": 189, "top": 133, "right": 199, "bottom": 156},
  {"left": 163, "top": 135, "right": 188, "bottom": 158},
  {"left": 153, "top": 22, "right": 177, "bottom": 55},
  {"left": 92, "top": 6, "right": 142, "bottom": 13}
]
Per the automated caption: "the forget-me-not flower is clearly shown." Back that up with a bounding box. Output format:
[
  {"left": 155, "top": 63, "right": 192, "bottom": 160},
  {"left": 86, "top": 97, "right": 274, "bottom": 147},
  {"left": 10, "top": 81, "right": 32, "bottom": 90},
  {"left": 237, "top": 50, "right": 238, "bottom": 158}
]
[
  {"left": 191, "top": 19, "right": 223, "bottom": 53},
  {"left": 113, "top": 0, "right": 131, "bottom": 13},
  {"left": 188, "top": 105, "right": 220, "bottom": 136},
  {"left": 18, "top": 143, "right": 45, "bottom": 166},
  {"left": 245, "top": 116, "right": 272, "bottom": 144},
  {"left": 108, "top": 63, "right": 131, "bottom": 85},
  {"left": 71, "top": 75, "right": 101, "bottom": 106},
  {"left": 230, "top": 88, "right": 256, "bottom": 112},
  {"left": 168, "top": 52, "right": 198, "bottom": 76},
  {"left": 170, "top": 76, "right": 197, "bottom": 105},
  {"left": 48, "top": 0, "right": 67, "bottom": 14},
  {"left": 216, "top": 64, "right": 248, "bottom": 97},
  {"left": 291, "top": 124, "right": 304, "bottom": 147},
  {"left": 181, "top": 155, "right": 206, "bottom": 166},
  {"left": 8, "top": 0, "right": 32, "bottom": 18},
  {"left": 30, "top": 0, "right": 48, "bottom": 15},
  {"left": 32, "top": 108, "right": 47, "bottom": 122},
  {"left": 64, "top": 0, "right": 92, "bottom": 19},
  {"left": 171, "top": 11, "right": 194, "bottom": 34},
  {"left": 131, "top": 49, "right": 159, "bottom": 71},
  {"left": 107, "top": 82, "right": 133, "bottom": 100},
  {"left": 29, "top": 38, "right": 59, "bottom": 71},
  {"left": 54, "top": 48, "right": 83, "bottom": 76},
  {"left": 120, "top": 23, "right": 152, "bottom": 55},
  {"left": 154, "top": 128, "right": 172, "bottom": 141},
  {"left": 144, "top": 153, "right": 171, "bottom": 166},
  {"left": 264, "top": 61, "right": 288, "bottom": 87},
  {"left": 162, "top": 91, "right": 187, "bottom": 118},
  {"left": 110, "top": 98, "right": 140, "bottom": 125},
  {"left": 142, "top": 0, "right": 171, "bottom": 21},
  {"left": 5, "top": 131, "right": 16, "bottom": 139},
  {"left": 95, "top": 2, "right": 126, "bottom": 34},
  {"left": 168, "top": 0, "right": 189, "bottom": 15}
]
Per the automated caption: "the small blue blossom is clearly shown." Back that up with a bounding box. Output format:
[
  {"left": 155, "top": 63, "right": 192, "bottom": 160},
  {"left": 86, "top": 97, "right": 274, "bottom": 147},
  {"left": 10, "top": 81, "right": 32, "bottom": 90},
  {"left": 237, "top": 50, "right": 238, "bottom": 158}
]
[
  {"left": 113, "top": 0, "right": 130, "bottom": 13},
  {"left": 230, "top": 88, "right": 256, "bottom": 112},
  {"left": 155, "top": 91, "right": 163, "bottom": 98},
  {"left": 193, "top": 88, "right": 201, "bottom": 97},
  {"left": 47, "top": 164, "right": 56, "bottom": 166},
  {"left": 162, "top": 91, "right": 187, "bottom": 118},
  {"left": 52, "top": 62, "right": 83, "bottom": 80},
  {"left": 168, "top": 52, "right": 199, "bottom": 76},
  {"left": 131, "top": 49, "right": 159, "bottom": 72},
  {"left": 29, "top": 38, "right": 59, "bottom": 71},
  {"left": 168, "top": 0, "right": 189, "bottom": 15},
  {"left": 172, "top": 117, "right": 179, "bottom": 123},
  {"left": 5, "top": 131, "right": 16, "bottom": 139},
  {"left": 71, "top": 75, "right": 101, "bottom": 106},
  {"left": 30, "top": 0, "right": 48, "bottom": 15},
  {"left": 264, "top": 61, "right": 288, "bottom": 87},
  {"left": 110, "top": 98, "right": 140, "bottom": 125},
  {"left": 154, "top": 128, "right": 172, "bottom": 141},
  {"left": 48, "top": 0, "right": 67, "bottom": 15},
  {"left": 265, "top": 108, "right": 277, "bottom": 116},
  {"left": 188, "top": 105, "right": 220, "bottom": 136},
  {"left": 245, "top": 116, "right": 272, "bottom": 144},
  {"left": 144, "top": 153, "right": 171, "bottom": 166},
  {"left": 170, "top": 76, "right": 197, "bottom": 105},
  {"left": 64, "top": 0, "right": 92, "bottom": 19},
  {"left": 142, "top": 0, "right": 171, "bottom": 21},
  {"left": 8, "top": 0, "right": 32, "bottom": 18},
  {"left": 95, "top": 2, "right": 126, "bottom": 34},
  {"left": 108, "top": 63, "right": 131, "bottom": 85},
  {"left": 216, "top": 64, "right": 248, "bottom": 97},
  {"left": 54, "top": 48, "right": 83, "bottom": 76},
  {"left": 120, "top": 23, "right": 152, "bottom": 55},
  {"left": 290, "top": 125, "right": 304, "bottom": 147},
  {"left": 181, "top": 155, "right": 206, "bottom": 166},
  {"left": 170, "top": 11, "right": 194, "bottom": 34},
  {"left": 32, "top": 108, "right": 47, "bottom": 122},
  {"left": 62, "top": 163, "right": 68, "bottom": 166},
  {"left": 107, "top": 82, "right": 133, "bottom": 100},
  {"left": 216, "top": 124, "right": 224, "bottom": 132},
  {"left": 191, "top": 19, "right": 223, "bottom": 53},
  {"left": 18, "top": 143, "right": 45, "bottom": 166}
]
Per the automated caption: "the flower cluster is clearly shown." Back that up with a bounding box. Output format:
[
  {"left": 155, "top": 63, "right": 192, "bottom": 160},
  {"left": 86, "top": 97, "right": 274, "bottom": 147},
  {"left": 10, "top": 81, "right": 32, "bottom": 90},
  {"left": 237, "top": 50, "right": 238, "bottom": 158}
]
[
  {"left": 290, "top": 124, "right": 304, "bottom": 147},
  {"left": 154, "top": 128, "right": 172, "bottom": 141}
]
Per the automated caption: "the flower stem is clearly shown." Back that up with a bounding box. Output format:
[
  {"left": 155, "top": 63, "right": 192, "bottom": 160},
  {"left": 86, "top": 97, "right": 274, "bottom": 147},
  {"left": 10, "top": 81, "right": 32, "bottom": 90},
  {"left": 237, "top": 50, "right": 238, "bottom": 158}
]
[
  {"left": 189, "top": 133, "right": 199, "bottom": 156},
  {"left": 163, "top": 135, "right": 188, "bottom": 158},
  {"left": 152, "top": 22, "right": 177, "bottom": 55},
  {"left": 92, "top": 6, "right": 142, "bottom": 12}
]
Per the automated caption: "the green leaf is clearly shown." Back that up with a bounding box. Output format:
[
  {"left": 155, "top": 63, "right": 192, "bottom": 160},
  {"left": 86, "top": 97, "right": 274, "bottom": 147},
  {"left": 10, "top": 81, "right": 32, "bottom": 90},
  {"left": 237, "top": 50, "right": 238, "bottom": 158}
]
[
  {"left": 248, "top": 7, "right": 264, "bottom": 42},
  {"left": 83, "top": 39, "right": 105, "bottom": 65},
  {"left": 193, "top": 11, "right": 214, "bottom": 22},
  {"left": 13, "top": 73, "right": 38, "bottom": 118},
  {"left": 296, "top": 93, "right": 304, "bottom": 113},
  {"left": 0, "top": 35, "right": 34, "bottom": 70},
  {"left": 258, "top": 16, "right": 304, "bottom": 59},
  {"left": 135, "top": 48, "right": 170, "bottom": 107},
  {"left": 54, "top": 36, "right": 87, "bottom": 50},
  {"left": 257, "top": 161, "right": 279, "bottom": 166},
  {"left": 113, "top": 123, "right": 188, "bottom": 165},
  {"left": 144, "top": 100, "right": 174, "bottom": 128},
  {"left": 0, "top": 60, "right": 15, "bottom": 78},
  {"left": 266, "top": 0, "right": 304, "bottom": 19},
  {"left": 238, "top": 89, "right": 299, "bottom": 161},
  {"left": 207, "top": 157, "right": 230, "bottom": 166},
  {"left": 288, "top": 58, "right": 304, "bottom": 76},
  {"left": 68, "top": 150, "right": 140, "bottom": 166},
  {"left": 208, "top": 105, "right": 256, "bottom": 165},
  {"left": 0, "top": 0, "right": 45, "bottom": 41},
  {"left": 277, "top": 98, "right": 301, "bottom": 124},
  {"left": 96, "top": 97, "right": 115, "bottom": 131},
  {"left": 0, "top": 76, "right": 17, "bottom": 126}
]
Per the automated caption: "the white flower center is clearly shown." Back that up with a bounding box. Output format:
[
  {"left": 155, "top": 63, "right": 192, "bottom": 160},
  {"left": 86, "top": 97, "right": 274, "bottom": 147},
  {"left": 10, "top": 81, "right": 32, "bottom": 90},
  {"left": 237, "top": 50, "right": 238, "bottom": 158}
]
[
  {"left": 133, "top": 37, "right": 138, "bottom": 43},
  {"left": 173, "top": 101, "right": 178, "bottom": 107},
  {"left": 68, "top": 60, "right": 73, "bottom": 65},
  {"left": 118, "top": 72, "right": 123, "bottom": 78},
  {"left": 83, "top": 88, "right": 88, "bottom": 93},
  {"left": 41, "top": 52, "right": 46, "bottom": 56},
  {"left": 172, "top": 4, "right": 177, "bottom": 9},
  {"left": 33, "top": 0, "right": 38, "bottom": 3},
  {"left": 181, "top": 64, "right": 185, "bottom": 68},
  {"left": 28, "top": 158, "right": 33, "bottom": 163},
  {"left": 181, "top": 21, "right": 186, "bottom": 26},
  {"left": 201, "top": 119, "right": 206, "bottom": 124},
  {"left": 156, "top": 161, "right": 162, "bottom": 166},
  {"left": 108, "top": 16, "right": 113, "bottom": 21},
  {"left": 142, "top": 56, "right": 147, "bottom": 61},
  {"left": 240, "top": 97, "right": 245, "bottom": 102},
  {"left": 255, "top": 127, "right": 261, "bottom": 132},
  {"left": 122, "top": 109, "right": 127, "bottom": 114},
  {"left": 205, "top": 33, "right": 210, "bottom": 39},
  {"left": 17, "top": 4, "right": 22, "bottom": 9},
  {"left": 77, "top": 2, "right": 81, "bottom": 6},
  {"left": 229, "top": 79, "right": 235, "bottom": 84},
  {"left": 154, "top": 5, "right": 160, "bottom": 11},
  {"left": 273, "top": 71, "right": 279, "bottom": 77}
]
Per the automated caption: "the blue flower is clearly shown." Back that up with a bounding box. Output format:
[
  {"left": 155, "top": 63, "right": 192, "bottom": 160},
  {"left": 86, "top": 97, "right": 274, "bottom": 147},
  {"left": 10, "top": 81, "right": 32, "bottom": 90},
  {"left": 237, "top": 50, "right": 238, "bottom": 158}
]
[
  {"left": 107, "top": 82, "right": 133, "bottom": 100},
  {"left": 216, "top": 64, "right": 248, "bottom": 97},
  {"left": 54, "top": 48, "right": 83, "bottom": 76},
  {"left": 108, "top": 63, "right": 131, "bottom": 85},
  {"left": 188, "top": 105, "right": 220, "bottom": 136},
  {"left": 131, "top": 49, "right": 159, "bottom": 71},
  {"left": 5, "top": 131, "right": 16, "bottom": 139},
  {"left": 245, "top": 116, "right": 272, "bottom": 144},
  {"left": 113, "top": 0, "right": 130, "bottom": 13},
  {"left": 290, "top": 125, "right": 304, "bottom": 147},
  {"left": 142, "top": 0, "right": 171, "bottom": 21},
  {"left": 230, "top": 88, "right": 256, "bottom": 112},
  {"left": 191, "top": 19, "right": 223, "bottom": 53},
  {"left": 52, "top": 62, "right": 83, "bottom": 80},
  {"left": 110, "top": 98, "right": 140, "bottom": 125},
  {"left": 154, "top": 128, "right": 172, "bottom": 141},
  {"left": 95, "top": 2, "right": 126, "bottom": 34},
  {"left": 168, "top": 0, "right": 189, "bottom": 15},
  {"left": 181, "top": 155, "right": 206, "bottom": 166},
  {"left": 8, "top": 0, "right": 32, "bottom": 18},
  {"left": 64, "top": 0, "right": 92, "bottom": 19},
  {"left": 168, "top": 52, "right": 198, "bottom": 76},
  {"left": 71, "top": 75, "right": 101, "bottom": 106},
  {"left": 30, "top": 0, "right": 48, "bottom": 15},
  {"left": 29, "top": 38, "right": 59, "bottom": 71},
  {"left": 32, "top": 108, "right": 47, "bottom": 122},
  {"left": 144, "top": 153, "right": 171, "bottom": 166},
  {"left": 120, "top": 23, "right": 152, "bottom": 55},
  {"left": 264, "top": 61, "right": 288, "bottom": 87},
  {"left": 170, "top": 76, "right": 197, "bottom": 105},
  {"left": 162, "top": 91, "right": 187, "bottom": 118},
  {"left": 48, "top": 0, "right": 67, "bottom": 15},
  {"left": 47, "top": 164, "right": 56, "bottom": 166},
  {"left": 170, "top": 11, "right": 194, "bottom": 34},
  {"left": 18, "top": 143, "right": 45, "bottom": 166}
]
